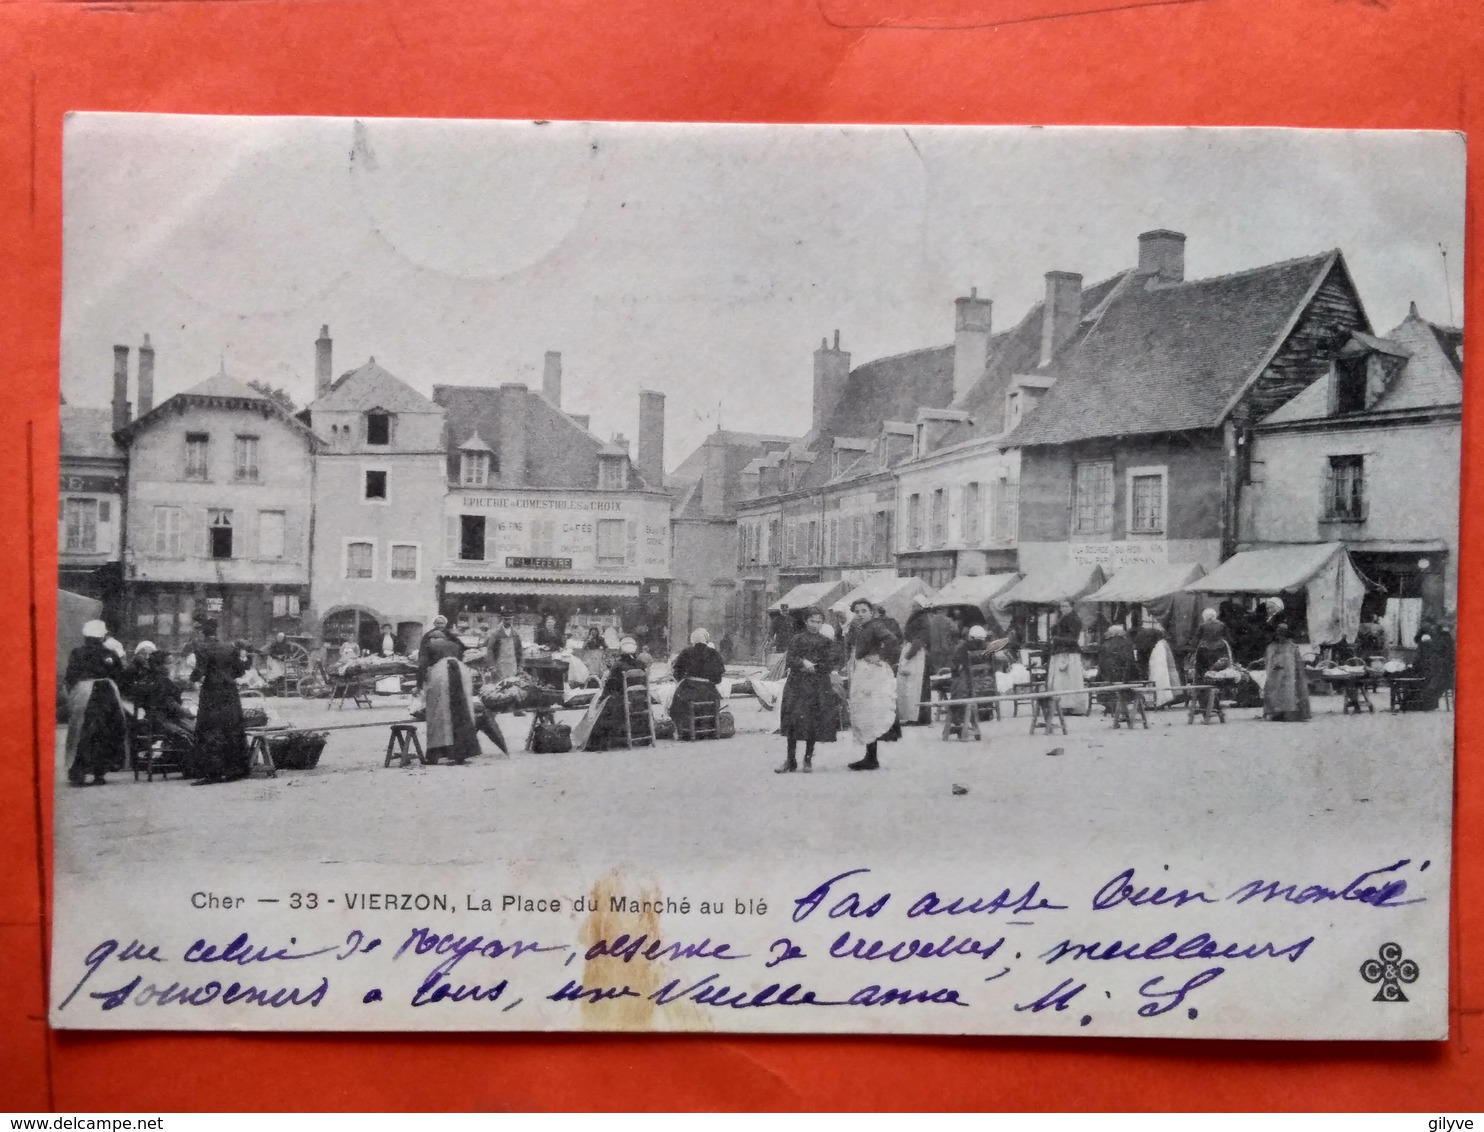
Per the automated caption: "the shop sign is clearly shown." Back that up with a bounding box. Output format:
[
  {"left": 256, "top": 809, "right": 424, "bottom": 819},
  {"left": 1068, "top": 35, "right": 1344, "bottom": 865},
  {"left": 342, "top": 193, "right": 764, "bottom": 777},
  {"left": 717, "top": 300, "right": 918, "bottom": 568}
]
[
  {"left": 60, "top": 473, "right": 124, "bottom": 495},
  {"left": 506, "top": 556, "right": 572, "bottom": 570},
  {"left": 1069, "top": 541, "right": 1168, "bottom": 569}
]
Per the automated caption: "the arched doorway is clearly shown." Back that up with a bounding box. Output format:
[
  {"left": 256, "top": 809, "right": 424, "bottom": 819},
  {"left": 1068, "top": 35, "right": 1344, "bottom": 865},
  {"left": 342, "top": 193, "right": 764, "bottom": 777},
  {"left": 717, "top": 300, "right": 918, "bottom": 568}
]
[{"left": 320, "top": 606, "right": 388, "bottom": 656}]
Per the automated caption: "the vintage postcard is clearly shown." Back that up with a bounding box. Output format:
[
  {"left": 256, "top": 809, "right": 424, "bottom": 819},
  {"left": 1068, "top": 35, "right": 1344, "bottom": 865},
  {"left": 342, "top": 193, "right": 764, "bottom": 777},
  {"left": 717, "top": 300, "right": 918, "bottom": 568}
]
[{"left": 49, "top": 115, "right": 1462, "bottom": 1037}]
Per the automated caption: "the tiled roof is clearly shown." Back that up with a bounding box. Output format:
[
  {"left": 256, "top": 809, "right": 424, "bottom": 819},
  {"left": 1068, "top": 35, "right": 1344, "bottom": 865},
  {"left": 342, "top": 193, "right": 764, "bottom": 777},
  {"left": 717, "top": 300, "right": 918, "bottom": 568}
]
[
  {"left": 1005, "top": 252, "right": 1340, "bottom": 447},
  {"left": 790, "top": 345, "right": 954, "bottom": 492},
  {"left": 310, "top": 359, "right": 442, "bottom": 413},
  {"left": 180, "top": 372, "right": 271, "bottom": 402},
  {"left": 120, "top": 370, "right": 320, "bottom": 442},
  {"left": 433, "top": 384, "right": 654, "bottom": 490},
  {"left": 60, "top": 406, "right": 123, "bottom": 460},
  {"left": 1265, "top": 306, "right": 1463, "bottom": 425},
  {"left": 944, "top": 271, "right": 1130, "bottom": 446}
]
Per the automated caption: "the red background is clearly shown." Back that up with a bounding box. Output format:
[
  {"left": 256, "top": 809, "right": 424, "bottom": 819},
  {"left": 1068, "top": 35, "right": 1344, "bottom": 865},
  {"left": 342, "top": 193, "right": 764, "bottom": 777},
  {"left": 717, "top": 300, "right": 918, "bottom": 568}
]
[{"left": 1, "top": 0, "right": 1479, "bottom": 1111}]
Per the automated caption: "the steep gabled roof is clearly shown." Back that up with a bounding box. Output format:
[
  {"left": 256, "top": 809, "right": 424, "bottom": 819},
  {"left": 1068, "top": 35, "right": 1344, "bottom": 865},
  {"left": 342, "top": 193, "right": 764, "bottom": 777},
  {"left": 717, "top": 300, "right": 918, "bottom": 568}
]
[
  {"left": 60, "top": 405, "right": 124, "bottom": 461},
  {"left": 1005, "top": 251, "right": 1349, "bottom": 447},
  {"left": 309, "top": 359, "right": 442, "bottom": 414},
  {"left": 667, "top": 429, "right": 800, "bottom": 517},
  {"left": 117, "top": 370, "right": 321, "bottom": 444}
]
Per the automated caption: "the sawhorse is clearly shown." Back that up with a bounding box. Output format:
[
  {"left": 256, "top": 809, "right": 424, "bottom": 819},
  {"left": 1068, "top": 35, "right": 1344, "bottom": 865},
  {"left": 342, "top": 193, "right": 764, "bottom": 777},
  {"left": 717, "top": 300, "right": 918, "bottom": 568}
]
[
  {"left": 1185, "top": 685, "right": 1226, "bottom": 724},
  {"left": 245, "top": 730, "right": 278, "bottom": 778},
  {"left": 1028, "top": 693, "right": 1067, "bottom": 736}
]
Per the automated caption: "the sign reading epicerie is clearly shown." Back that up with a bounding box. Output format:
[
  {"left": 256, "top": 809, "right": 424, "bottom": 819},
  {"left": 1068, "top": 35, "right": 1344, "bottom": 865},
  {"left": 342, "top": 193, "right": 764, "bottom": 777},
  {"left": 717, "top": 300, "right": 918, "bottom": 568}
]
[{"left": 454, "top": 494, "right": 671, "bottom": 573}]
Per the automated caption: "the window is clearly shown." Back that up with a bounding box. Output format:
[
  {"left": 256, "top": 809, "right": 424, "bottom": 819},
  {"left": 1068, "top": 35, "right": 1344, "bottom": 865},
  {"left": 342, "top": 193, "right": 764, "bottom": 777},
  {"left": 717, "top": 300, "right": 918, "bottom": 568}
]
[
  {"left": 271, "top": 594, "right": 301, "bottom": 618},
  {"left": 1325, "top": 455, "right": 1367, "bottom": 521},
  {"left": 366, "top": 412, "right": 391, "bottom": 445},
  {"left": 346, "top": 540, "right": 374, "bottom": 579},
  {"left": 806, "top": 520, "right": 819, "bottom": 565},
  {"left": 461, "top": 452, "right": 490, "bottom": 487},
  {"left": 459, "top": 515, "right": 486, "bottom": 561},
  {"left": 364, "top": 470, "right": 388, "bottom": 501},
  {"left": 767, "top": 520, "right": 779, "bottom": 566},
  {"left": 993, "top": 482, "right": 1019, "bottom": 543},
  {"left": 1333, "top": 357, "right": 1368, "bottom": 415},
  {"left": 208, "top": 509, "right": 233, "bottom": 559},
  {"left": 151, "top": 506, "right": 182, "bottom": 557},
  {"left": 963, "top": 482, "right": 981, "bottom": 544},
  {"left": 874, "top": 510, "right": 892, "bottom": 562},
  {"left": 737, "top": 526, "right": 747, "bottom": 569},
  {"left": 390, "top": 543, "right": 419, "bottom": 580},
  {"left": 930, "top": 488, "right": 947, "bottom": 546},
  {"left": 62, "top": 498, "right": 99, "bottom": 553},
  {"left": 599, "top": 457, "right": 629, "bottom": 490},
  {"left": 826, "top": 518, "right": 838, "bottom": 565},
  {"left": 908, "top": 493, "right": 923, "bottom": 548},
  {"left": 1128, "top": 468, "right": 1166, "bottom": 535},
  {"left": 234, "top": 435, "right": 260, "bottom": 481},
  {"left": 596, "top": 518, "right": 626, "bottom": 565},
  {"left": 185, "top": 433, "right": 209, "bottom": 480},
  {"left": 1073, "top": 460, "right": 1114, "bottom": 537},
  {"left": 258, "top": 511, "right": 286, "bottom": 559},
  {"left": 1007, "top": 391, "right": 1022, "bottom": 428}
]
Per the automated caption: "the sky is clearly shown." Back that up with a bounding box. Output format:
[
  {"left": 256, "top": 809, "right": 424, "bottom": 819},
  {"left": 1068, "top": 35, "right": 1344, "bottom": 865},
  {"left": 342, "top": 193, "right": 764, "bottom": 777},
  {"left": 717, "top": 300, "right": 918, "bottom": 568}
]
[{"left": 61, "top": 116, "right": 1465, "bottom": 468}]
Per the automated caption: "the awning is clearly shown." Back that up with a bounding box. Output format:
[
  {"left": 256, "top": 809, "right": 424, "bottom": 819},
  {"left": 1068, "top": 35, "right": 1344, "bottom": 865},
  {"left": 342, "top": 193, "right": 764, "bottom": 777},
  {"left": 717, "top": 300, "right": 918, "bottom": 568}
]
[
  {"left": 1185, "top": 543, "right": 1363, "bottom": 645},
  {"left": 443, "top": 578, "right": 641, "bottom": 597},
  {"left": 1184, "top": 543, "right": 1345, "bottom": 595},
  {"left": 769, "top": 579, "right": 851, "bottom": 614},
  {"left": 925, "top": 573, "right": 1020, "bottom": 611},
  {"left": 1087, "top": 561, "right": 1206, "bottom": 604},
  {"left": 999, "top": 563, "right": 1106, "bottom": 606},
  {"left": 831, "top": 574, "right": 934, "bottom": 626}
]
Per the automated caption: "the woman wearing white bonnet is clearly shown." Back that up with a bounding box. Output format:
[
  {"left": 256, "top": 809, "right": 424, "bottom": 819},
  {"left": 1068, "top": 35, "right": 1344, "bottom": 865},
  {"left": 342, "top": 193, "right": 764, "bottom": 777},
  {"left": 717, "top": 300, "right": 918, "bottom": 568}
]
[
  {"left": 672, "top": 627, "right": 726, "bottom": 739},
  {"left": 584, "top": 635, "right": 652, "bottom": 749},
  {"left": 62, "top": 619, "right": 129, "bottom": 786}
]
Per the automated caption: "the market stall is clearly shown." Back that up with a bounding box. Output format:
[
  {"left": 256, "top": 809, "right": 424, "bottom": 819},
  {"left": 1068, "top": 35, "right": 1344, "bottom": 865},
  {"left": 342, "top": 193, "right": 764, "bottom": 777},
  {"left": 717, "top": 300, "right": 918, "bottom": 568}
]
[
  {"left": 921, "top": 573, "right": 1019, "bottom": 630},
  {"left": 830, "top": 574, "right": 935, "bottom": 627},
  {"left": 769, "top": 580, "right": 852, "bottom": 618},
  {"left": 1085, "top": 561, "right": 1206, "bottom": 648},
  {"left": 1184, "top": 542, "right": 1364, "bottom": 647},
  {"left": 998, "top": 563, "right": 1106, "bottom": 645}
]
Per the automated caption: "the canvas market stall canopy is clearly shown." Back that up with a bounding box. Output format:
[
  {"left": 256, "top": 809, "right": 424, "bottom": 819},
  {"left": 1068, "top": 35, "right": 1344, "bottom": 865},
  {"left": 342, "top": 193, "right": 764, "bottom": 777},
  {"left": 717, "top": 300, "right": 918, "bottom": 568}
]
[
  {"left": 1184, "top": 542, "right": 1363, "bottom": 646},
  {"left": 999, "top": 562, "right": 1107, "bottom": 607},
  {"left": 769, "top": 580, "right": 851, "bottom": 616},
  {"left": 923, "top": 573, "right": 1020, "bottom": 628},
  {"left": 1086, "top": 561, "right": 1206, "bottom": 648},
  {"left": 831, "top": 574, "right": 935, "bottom": 626}
]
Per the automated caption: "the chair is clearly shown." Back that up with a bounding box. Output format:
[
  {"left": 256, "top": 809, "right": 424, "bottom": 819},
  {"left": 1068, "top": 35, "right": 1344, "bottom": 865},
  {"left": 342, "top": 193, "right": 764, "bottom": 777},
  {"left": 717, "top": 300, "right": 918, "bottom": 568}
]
[
  {"left": 681, "top": 695, "right": 720, "bottom": 741},
  {"left": 620, "top": 670, "right": 655, "bottom": 748},
  {"left": 130, "top": 710, "right": 190, "bottom": 781}
]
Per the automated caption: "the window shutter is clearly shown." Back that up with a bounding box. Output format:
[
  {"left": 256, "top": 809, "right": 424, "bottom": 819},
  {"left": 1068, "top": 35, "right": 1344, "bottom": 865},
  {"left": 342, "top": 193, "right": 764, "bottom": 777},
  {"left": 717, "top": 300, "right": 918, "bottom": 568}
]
[
  {"left": 193, "top": 509, "right": 208, "bottom": 558},
  {"left": 445, "top": 515, "right": 459, "bottom": 562},
  {"left": 359, "top": 414, "right": 368, "bottom": 444},
  {"left": 388, "top": 414, "right": 398, "bottom": 447},
  {"left": 484, "top": 519, "right": 499, "bottom": 563}
]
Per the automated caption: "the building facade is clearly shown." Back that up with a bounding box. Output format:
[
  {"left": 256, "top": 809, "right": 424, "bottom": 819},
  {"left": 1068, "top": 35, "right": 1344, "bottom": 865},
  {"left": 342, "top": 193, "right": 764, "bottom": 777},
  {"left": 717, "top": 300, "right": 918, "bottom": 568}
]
[
  {"left": 301, "top": 335, "right": 449, "bottom": 655},
  {"left": 668, "top": 428, "right": 796, "bottom": 654},
  {"left": 117, "top": 370, "right": 318, "bottom": 652},
  {"left": 432, "top": 363, "right": 673, "bottom": 649},
  {"left": 1242, "top": 303, "right": 1463, "bottom": 637},
  {"left": 1006, "top": 233, "right": 1372, "bottom": 597},
  {"left": 59, "top": 403, "right": 128, "bottom": 628}
]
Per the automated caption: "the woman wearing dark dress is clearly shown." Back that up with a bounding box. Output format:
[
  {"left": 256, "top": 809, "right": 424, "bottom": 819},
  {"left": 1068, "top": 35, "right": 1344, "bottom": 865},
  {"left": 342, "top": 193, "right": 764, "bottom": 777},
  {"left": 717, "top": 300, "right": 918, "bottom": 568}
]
[
  {"left": 63, "top": 619, "right": 129, "bottom": 787},
  {"left": 1193, "top": 608, "right": 1230, "bottom": 676},
  {"left": 671, "top": 627, "right": 726, "bottom": 738},
  {"left": 1047, "top": 601, "right": 1089, "bottom": 716},
  {"left": 585, "top": 637, "right": 651, "bottom": 750},
  {"left": 776, "top": 608, "right": 840, "bottom": 774},
  {"left": 190, "top": 619, "right": 251, "bottom": 784},
  {"left": 534, "top": 615, "right": 565, "bottom": 651}
]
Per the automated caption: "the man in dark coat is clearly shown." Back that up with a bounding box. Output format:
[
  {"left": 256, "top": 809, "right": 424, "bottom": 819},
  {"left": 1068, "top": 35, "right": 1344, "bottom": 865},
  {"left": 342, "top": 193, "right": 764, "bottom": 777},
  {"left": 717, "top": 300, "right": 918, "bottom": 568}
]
[{"left": 190, "top": 619, "right": 251, "bottom": 784}]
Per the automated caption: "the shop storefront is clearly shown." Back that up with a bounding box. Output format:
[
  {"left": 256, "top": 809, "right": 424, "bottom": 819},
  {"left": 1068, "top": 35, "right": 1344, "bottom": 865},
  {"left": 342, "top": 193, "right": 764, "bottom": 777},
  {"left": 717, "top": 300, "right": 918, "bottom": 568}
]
[{"left": 128, "top": 582, "right": 308, "bottom": 653}]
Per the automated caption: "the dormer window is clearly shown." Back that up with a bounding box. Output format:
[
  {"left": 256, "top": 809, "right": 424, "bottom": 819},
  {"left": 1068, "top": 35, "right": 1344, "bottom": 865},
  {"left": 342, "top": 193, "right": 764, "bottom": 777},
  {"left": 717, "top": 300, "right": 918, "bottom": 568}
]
[
  {"left": 1007, "top": 390, "right": 1022, "bottom": 427},
  {"left": 599, "top": 456, "right": 629, "bottom": 490},
  {"left": 366, "top": 411, "right": 392, "bottom": 445},
  {"left": 1333, "top": 356, "right": 1368, "bottom": 415},
  {"left": 913, "top": 423, "right": 926, "bottom": 459},
  {"left": 461, "top": 451, "right": 491, "bottom": 487}
]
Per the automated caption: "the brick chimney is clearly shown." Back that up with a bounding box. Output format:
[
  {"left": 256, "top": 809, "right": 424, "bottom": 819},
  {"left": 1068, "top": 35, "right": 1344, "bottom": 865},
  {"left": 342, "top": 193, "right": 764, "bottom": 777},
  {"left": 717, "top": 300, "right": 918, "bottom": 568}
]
[
  {"left": 812, "top": 330, "right": 851, "bottom": 432},
  {"left": 498, "top": 383, "right": 528, "bottom": 486},
  {"left": 543, "top": 351, "right": 562, "bottom": 407},
  {"left": 637, "top": 389, "right": 665, "bottom": 489},
  {"left": 953, "top": 287, "right": 993, "bottom": 401},
  {"left": 136, "top": 333, "right": 155, "bottom": 417},
  {"left": 1039, "top": 271, "right": 1083, "bottom": 367},
  {"left": 111, "top": 345, "right": 130, "bottom": 432},
  {"left": 1137, "top": 230, "right": 1185, "bottom": 283},
  {"left": 314, "top": 325, "right": 333, "bottom": 400},
  {"left": 702, "top": 438, "right": 728, "bottom": 516}
]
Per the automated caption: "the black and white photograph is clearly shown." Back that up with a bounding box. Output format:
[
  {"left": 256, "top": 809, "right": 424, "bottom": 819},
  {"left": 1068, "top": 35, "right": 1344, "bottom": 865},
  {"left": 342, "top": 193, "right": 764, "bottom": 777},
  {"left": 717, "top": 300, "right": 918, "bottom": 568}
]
[{"left": 51, "top": 115, "right": 1462, "bottom": 1037}]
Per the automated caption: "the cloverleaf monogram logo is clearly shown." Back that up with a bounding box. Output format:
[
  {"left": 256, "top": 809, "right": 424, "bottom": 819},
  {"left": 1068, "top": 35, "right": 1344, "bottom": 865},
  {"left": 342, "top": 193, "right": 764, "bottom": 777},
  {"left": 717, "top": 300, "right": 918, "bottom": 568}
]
[{"left": 1360, "top": 943, "right": 1419, "bottom": 1002}]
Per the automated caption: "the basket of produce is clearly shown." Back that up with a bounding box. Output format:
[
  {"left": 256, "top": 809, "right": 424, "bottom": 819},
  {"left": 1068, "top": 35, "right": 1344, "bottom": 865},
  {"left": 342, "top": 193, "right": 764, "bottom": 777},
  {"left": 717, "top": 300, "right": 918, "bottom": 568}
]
[{"left": 264, "top": 729, "right": 329, "bottom": 770}]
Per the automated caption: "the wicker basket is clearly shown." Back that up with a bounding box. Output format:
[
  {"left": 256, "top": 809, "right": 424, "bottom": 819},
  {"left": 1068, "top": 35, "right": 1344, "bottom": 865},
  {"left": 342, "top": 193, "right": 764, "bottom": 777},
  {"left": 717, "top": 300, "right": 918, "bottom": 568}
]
[{"left": 264, "top": 730, "right": 329, "bottom": 770}]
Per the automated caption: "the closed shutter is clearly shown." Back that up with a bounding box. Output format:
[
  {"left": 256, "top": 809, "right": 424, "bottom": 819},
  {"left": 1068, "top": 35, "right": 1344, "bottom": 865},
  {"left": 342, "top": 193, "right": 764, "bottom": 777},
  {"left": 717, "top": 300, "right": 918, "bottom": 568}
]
[
  {"left": 193, "top": 508, "right": 208, "bottom": 558},
  {"left": 446, "top": 515, "right": 460, "bottom": 561},
  {"left": 388, "top": 414, "right": 398, "bottom": 447},
  {"left": 483, "top": 518, "right": 499, "bottom": 562},
  {"left": 626, "top": 521, "right": 637, "bottom": 564},
  {"left": 281, "top": 510, "right": 300, "bottom": 562}
]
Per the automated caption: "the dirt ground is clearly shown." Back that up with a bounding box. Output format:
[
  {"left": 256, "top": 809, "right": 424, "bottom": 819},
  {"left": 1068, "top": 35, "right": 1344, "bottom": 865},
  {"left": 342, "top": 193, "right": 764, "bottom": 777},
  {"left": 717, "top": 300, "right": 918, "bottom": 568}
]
[{"left": 54, "top": 688, "right": 1454, "bottom": 877}]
